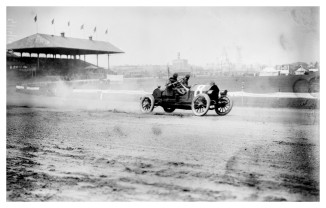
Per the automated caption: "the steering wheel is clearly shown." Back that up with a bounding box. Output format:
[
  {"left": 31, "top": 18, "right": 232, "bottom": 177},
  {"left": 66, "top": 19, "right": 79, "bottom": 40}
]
[{"left": 176, "top": 87, "right": 187, "bottom": 95}]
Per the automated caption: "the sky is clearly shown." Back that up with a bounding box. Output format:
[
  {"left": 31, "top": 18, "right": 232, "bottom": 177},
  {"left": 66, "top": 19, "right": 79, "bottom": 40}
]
[{"left": 6, "top": 6, "right": 320, "bottom": 67}]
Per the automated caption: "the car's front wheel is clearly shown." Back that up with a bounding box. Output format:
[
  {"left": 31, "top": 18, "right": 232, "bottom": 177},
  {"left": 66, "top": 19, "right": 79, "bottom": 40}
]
[
  {"left": 140, "top": 95, "right": 155, "bottom": 113},
  {"left": 191, "top": 94, "right": 211, "bottom": 116}
]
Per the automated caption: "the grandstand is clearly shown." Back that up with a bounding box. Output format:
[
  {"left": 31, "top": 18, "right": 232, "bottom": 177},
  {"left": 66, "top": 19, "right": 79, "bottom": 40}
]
[{"left": 6, "top": 33, "right": 124, "bottom": 83}]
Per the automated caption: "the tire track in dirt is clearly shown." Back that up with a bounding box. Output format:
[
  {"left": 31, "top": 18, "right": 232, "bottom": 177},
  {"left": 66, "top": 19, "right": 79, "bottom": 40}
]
[
  {"left": 223, "top": 139, "right": 319, "bottom": 201},
  {"left": 7, "top": 106, "right": 319, "bottom": 201}
]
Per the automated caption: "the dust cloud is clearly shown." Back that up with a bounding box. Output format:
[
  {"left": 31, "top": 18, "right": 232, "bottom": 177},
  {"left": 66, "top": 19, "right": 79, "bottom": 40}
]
[
  {"left": 7, "top": 75, "right": 145, "bottom": 113},
  {"left": 7, "top": 72, "right": 319, "bottom": 112}
]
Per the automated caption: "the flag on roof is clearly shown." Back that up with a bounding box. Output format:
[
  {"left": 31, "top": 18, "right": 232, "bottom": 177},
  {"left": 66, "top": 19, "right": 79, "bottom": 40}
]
[
  {"left": 94, "top": 27, "right": 97, "bottom": 33},
  {"left": 105, "top": 29, "right": 108, "bottom": 34},
  {"left": 51, "top": 19, "right": 54, "bottom": 24},
  {"left": 68, "top": 21, "right": 70, "bottom": 27},
  {"left": 80, "top": 24, "right": 84, "bottom": 30},
  {"left": 34, "top": 15, "right": 37, "bottom": 22}
]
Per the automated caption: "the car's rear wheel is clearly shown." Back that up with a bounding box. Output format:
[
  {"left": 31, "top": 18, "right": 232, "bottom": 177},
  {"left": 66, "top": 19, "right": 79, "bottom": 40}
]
[
  {"left": 293, "top": 79, "right": 309, "bottom": 93},
  {"left": 140, "top": 95, "right": 155, "bottom": 113},
  {"left": 191, "top": 94, "right": 211, "bottom": 116},
  {"left": 163, "top": 106, "right": 175, "bottom": 113},
  {"left": 308, "top": 77, "right": 319, "bottom": 94},
  {"left": 215, "top": 96, "right": 233, "bottom": 116}
]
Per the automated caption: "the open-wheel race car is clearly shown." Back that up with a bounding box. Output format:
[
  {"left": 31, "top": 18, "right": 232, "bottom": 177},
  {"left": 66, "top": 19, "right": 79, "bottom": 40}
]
[{"left": 140, "top": 80, "right": 233, "bottom": 116}]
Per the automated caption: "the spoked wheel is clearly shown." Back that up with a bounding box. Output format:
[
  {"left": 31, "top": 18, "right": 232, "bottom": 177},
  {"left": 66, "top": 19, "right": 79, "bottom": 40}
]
[
  {"left": 163, "top": 106, "right": 175, "bottom": 113},
  {"left": 215, "top": 96, "right": 233, "bottom": 116},
  {"left": 191, "top": 94, "right": 211, "bottom": 116},
  {"left": 140, "top": 95, "right": 155, "bottom": 113}
]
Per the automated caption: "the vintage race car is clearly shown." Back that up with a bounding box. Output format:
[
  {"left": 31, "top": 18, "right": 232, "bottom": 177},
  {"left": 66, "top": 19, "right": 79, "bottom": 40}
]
[{"left": 140, "top": 80, "right": 233, "bottom": 116}]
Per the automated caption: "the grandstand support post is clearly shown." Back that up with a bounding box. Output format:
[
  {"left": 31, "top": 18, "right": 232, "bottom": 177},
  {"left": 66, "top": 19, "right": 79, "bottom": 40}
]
[
  {"left": 96, "top": 54, "right": 98, "bottom": 66},
  {"left": 108, "top": 54, "right": 110, "bottom": 72},
  {"left": 20, "top": 52, "right": 22, "bottom": 58},
  {"left": 37, "top": 53, "right": 40, "bottom": 76},
  {"left": 84, "top": 55, "right": 86, "bottom": 62}
]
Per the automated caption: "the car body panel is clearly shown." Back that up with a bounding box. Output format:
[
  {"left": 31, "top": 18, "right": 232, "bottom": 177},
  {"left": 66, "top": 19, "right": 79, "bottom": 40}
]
[{"left": 153, "top": 84, "right": 216, "bottom": 109}]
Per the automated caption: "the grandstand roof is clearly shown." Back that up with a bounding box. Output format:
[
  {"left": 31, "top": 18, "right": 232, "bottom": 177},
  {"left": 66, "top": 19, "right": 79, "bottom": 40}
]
[{"left": 6, "top": 33, "right": 124, "bottom": 55}]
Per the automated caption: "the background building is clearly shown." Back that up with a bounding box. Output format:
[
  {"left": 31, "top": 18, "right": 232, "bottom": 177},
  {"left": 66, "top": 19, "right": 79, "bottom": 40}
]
[{"left": 171, "top": 52, "right": 189, "bottom": 72}]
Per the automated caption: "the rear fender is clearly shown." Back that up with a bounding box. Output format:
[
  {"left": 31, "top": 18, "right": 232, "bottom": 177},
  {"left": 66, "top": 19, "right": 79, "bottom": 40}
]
[{"left": 220, "top": 90, "right": 228, "bottom": 96}]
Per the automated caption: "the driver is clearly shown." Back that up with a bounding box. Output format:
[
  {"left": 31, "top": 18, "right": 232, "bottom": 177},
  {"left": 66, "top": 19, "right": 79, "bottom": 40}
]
[
  {"left": 166, "top": 73, "right": 188, "bottom": 98},
  {"left": 167, "top": 73, "right": 178, "bottom": 89}
]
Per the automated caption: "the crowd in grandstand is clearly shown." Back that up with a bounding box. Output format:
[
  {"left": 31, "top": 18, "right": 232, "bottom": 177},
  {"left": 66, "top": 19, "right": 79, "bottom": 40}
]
[{"left": 7, "top": 55, "right": 107, "bottom": 82}]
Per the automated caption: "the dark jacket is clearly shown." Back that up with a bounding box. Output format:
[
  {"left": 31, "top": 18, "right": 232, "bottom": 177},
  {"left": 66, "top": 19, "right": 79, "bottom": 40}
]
[
  {"left": 210, "top": 84, "right": 220, "bottom": 100},
  {"left": 182, "top": 78, "right": 190, "bottom": 88},
  {"left": 167, "top": 77, "right": 178, "bottom": 87},
  {"left": 169, "top": 77, "right": 177, "bottom": 83}
]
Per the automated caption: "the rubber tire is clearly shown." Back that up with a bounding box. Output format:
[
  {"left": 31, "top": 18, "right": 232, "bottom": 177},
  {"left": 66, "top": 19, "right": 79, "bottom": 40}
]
[
  {"left": 293, "top": 79, "right": 309, "bottom": 93},
  {"left": 163, "top": 107, "right": 175, "bottom": 113},
  {"left": 308, "top": 77, "right": 319, "bottom": 94},
  {"left": 191, "top": 94, "right": 211, "bottom": 116},
  {"left": 140, "top": 94, "right": 155, "bottom": 113},
  {"left": 215, "top": 96, "right": 233, "bottom": 116}
]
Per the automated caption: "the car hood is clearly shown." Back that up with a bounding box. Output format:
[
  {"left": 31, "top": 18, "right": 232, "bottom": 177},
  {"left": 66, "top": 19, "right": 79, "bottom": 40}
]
[{"left": 190, "top": 84, "right": 212, "bottom": 93}]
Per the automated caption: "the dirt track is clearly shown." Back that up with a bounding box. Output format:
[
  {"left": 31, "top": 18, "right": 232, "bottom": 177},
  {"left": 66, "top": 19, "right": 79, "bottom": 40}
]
[{"left": 6, "top": 93, "right": 320, "bottom": 201}]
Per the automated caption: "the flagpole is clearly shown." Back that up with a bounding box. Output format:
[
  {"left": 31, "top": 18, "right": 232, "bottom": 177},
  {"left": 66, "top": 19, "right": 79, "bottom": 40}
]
[
  {"left": 94, "top": 26, "right": 96, "bottom": 40},
  {"left": 35, "top": 15, "right": 38, "bottom": 33},
  {"left": 68, "top": 21, "right": 71, "bottom": 37},
  {"left": 83, "top": 24, "right": 85, "bottom": 39}
]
